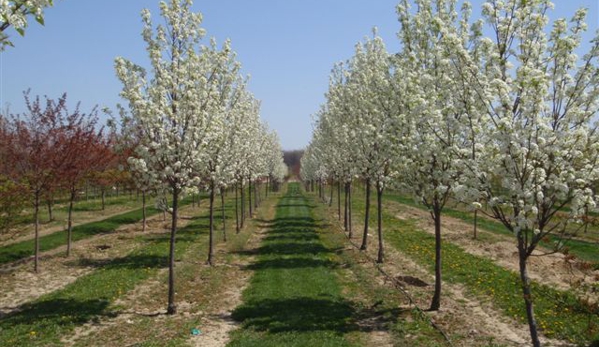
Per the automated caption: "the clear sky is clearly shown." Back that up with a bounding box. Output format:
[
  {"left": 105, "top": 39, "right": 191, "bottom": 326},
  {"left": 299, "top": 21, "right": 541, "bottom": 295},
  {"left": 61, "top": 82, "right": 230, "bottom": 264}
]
[{"left": 1, "top": 0, "right": 597, "bottom": 150}]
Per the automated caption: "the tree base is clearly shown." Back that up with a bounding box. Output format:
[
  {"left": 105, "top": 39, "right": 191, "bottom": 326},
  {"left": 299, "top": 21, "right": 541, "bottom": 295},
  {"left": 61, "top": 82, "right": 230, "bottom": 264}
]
[{"left": 167, "top": 304, "right": 177, "bottom": 315}]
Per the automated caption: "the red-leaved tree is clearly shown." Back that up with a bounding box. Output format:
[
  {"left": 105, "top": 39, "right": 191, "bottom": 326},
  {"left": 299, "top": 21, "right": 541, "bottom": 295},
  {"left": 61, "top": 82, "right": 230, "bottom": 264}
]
[{"left": 2, "top": 92, "right": 75, "bottom": 272}]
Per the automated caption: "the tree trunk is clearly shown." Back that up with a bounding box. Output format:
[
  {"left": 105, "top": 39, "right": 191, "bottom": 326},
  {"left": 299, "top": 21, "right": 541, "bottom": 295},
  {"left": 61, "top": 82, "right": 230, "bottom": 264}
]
[
  {"left": 142, "top": 191, "right": 147, "bottom": 232},
  {"left": 348, "top": 182, "right": 353, "bottom": 236},
  {"left": 360, "top": 178, "right": 371, "bottom": 250},
  {"left": 473, "top": 209, "right": 478, "bottom": 240},
  {"left": 47, "top": 199, "right": 54, "bottom": 222},
  {"left": 344, "top": 182, "right": 348, "bottom": 232},
  {"left": 167, "top": 188, "right": 179, "bottom": 315},
  {"left": 249, "top": 179, "right": 253, "bottom": 218},
  {"left": 329, "top": 180, "right": 333, "bottom": 207},
  {"left": 221, "top": 189, "right": 227, "bottom": 242},
  {"left": 254, "top": 181, "right": 258, "bottom": 209},
  {"left": 235, "top": 182, "right": 240, "bottom": 234},
  {"left": 101, "top": 189, "right": 106, "bottom": 211},
  {"left": 266, "top": 177, "right": 269, "bottom": 198},
  {"left": 337, "top": 180, "right": 341, "bottom": 221},
  {"left": 429, "top": 204, "right": 442, "bottom": 311},
  {"left": 241, "top": 182, "right": 245, "bottom": 228},
  {"left": 376, "top": 182, "right": 384, "bottom": 263},
  {"left": 66, "top": 189, "right": 75, "bottom": 257},
  {"left": 34, "top": 192, "right": 40, "bottom": 273},
  {"left": 518, "top": 234, "right": 541, "bottom": 347},
  {"left": 207, "top": 183, "right": 215, "bottom": 266}
]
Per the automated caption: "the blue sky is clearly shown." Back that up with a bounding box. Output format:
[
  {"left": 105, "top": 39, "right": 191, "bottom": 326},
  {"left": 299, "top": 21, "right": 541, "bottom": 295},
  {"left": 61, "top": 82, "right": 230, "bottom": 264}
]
[{"left": 1, "top": 0, "right": 597, "bottom": 150}]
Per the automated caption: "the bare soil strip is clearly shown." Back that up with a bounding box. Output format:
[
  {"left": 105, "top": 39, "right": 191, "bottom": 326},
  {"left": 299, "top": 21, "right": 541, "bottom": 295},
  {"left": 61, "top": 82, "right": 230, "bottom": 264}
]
[{"left": 189, "top": 219, "right": 271, "bottom": 347}]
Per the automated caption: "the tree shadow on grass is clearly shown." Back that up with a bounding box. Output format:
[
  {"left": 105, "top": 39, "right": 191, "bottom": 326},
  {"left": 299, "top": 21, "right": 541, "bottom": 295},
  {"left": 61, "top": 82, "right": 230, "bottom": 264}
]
[
  {"left": 0, "top": 298, "right": 113, "bottom": 345},
  {"left": 232, "top": 297, "right": 406, "bottom": 335},
  {"left": 245, "top": 257, "right": 339, "bottom": 270},
  {"left": 255, "top": 241, "right": 331, "bottom": 256},
  {"left": 74, "top": 253, "right": 168, "bottom": 270},
  {"left": 232, "top": 297, "right": 357, "bottom": 333},
  {"left": 275, "top": 204, "right": 316, "bottom": 210},
  {"left": 264, "top": 233, "right": 319, "bottom": 242},
  {"left": 2, "top": 298, "right": 112, "bottom": 326}
]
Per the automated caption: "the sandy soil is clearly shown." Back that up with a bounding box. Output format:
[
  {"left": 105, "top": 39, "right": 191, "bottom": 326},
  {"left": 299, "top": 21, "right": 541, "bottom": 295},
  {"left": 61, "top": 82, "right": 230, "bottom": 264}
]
[
  {"left": 188, "top": 225, "right": 268, "bottom": 347},
  {"left": 391, "top": 203, "right": 599, "bottom": 300}
]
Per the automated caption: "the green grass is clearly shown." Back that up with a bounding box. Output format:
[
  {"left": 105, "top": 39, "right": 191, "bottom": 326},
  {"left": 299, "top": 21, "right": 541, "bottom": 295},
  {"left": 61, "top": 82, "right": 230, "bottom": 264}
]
[
  {"left": 228, "top": 183, "right": 358, "bottom": 347},
  {"left": 70, "top": 195, "right": 137, "bottom": 212},
  {"left": 385, "top": 192, "right": 599, "bottom": 265},
  {"left": 0, "top": 204, "right": 210, "bottom": 346},
  {"left": 17, "top": 194, "right": 143, "bottom": 225},
  {"left": 312, "top": 199, "right": 450, "bottom": 346},
  {"left": 384, "top": 219, "right": 599, "bottom": 345}
]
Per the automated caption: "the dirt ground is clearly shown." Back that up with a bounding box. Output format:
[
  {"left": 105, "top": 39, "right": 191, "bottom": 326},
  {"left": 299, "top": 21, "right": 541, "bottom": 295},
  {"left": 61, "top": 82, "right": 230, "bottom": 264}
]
[
  {"left": 60, "top": 201, "right": 276, "bottom": 347},
  {"left": 3, "top": 192, "right": 591, "bottom": 347},
  {"left": 333, "top": 209, "right": 576, "bottom": 347},
  {"left": 187, "top": 224, "right": 269, "bottom": 347}
]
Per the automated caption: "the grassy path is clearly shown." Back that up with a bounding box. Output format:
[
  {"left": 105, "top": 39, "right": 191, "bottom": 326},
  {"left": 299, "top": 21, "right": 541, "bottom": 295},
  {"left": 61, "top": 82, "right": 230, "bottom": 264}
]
[{"left": 228, "top": 184, "right": 358, "bottom": 347}]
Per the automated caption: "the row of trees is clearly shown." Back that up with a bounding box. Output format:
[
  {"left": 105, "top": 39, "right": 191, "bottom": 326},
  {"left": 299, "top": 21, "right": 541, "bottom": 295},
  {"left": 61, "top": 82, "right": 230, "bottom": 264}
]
[
  {"left": 301, "top": 0, "right": 599, "bottom": 345},
  {"left": 0, "top": 92, "right": 117, "bottom": 271},
  {"left": 115, "top": 0, "right": 286, "bottom": 314},
  {"left": 1, "top": 0, "right": 286, "bottom": 315}
]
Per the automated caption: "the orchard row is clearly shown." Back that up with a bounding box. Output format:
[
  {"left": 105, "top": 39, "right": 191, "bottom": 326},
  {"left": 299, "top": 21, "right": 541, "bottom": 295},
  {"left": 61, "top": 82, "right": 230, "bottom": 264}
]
[
  {"left": 0, "top": 0, "right": 286, "bottom": 316},
  {"left": 301, "top": 1, "right": 599, "bottom": 346}
]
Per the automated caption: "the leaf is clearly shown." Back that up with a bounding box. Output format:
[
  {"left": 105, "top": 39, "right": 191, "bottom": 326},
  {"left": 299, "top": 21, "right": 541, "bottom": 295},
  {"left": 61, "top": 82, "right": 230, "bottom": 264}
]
[
  {"left": 16, "top": 28, "right": 25, "bottom": 37},
  {"left": 36, "top": 16, "right": 45, "bottom": 26}
]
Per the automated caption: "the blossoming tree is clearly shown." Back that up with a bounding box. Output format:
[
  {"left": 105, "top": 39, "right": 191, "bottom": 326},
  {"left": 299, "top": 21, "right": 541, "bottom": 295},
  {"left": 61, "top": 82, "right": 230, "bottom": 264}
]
[
  {"left": 0, "top": 0, "right": 53, "bottom": 49},
  {"left": 115, "top": 0, "right": 212, "bottom": 315},
  {"left": 453, "top": 0, "right": 599, "bottom": 344}
]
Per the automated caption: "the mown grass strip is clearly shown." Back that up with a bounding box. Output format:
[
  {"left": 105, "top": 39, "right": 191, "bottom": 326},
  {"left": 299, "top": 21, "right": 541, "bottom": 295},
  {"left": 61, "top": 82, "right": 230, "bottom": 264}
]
[
  {"left": 0, "top": 197, "right": 201, "bottom": 265},
  {"left": 0, "top": 204, "right": 209, "bottom": 347},
  {"left": 311, "top": 197, "right": 450, "bottom": 346},
  {"left": 228, "top": 183, "right": 358, "bottom": 347},
  {"left": 385, "top": 193, "right": 599, "bottom": 264}
]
